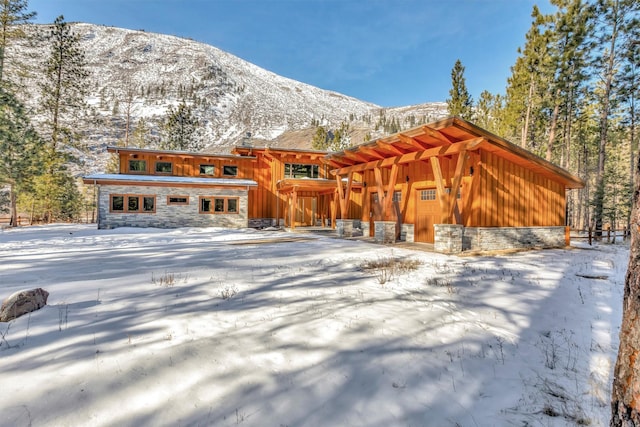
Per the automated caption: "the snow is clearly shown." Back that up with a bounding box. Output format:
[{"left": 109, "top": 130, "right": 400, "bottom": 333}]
[
  {"left": 0, "top": 224, "right": 626, "bottom": 426},
  {"left": 83, "top": 174, "right": 258, "bottom": 187}
]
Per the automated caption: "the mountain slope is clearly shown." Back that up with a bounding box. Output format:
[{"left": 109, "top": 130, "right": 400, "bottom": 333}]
[{"left": 9, "top": 23, "right": 447, "bottom": 171}]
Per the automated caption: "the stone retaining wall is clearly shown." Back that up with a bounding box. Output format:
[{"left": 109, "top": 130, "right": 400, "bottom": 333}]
[{"left": 462, "top": 226, "right": 567, "bottom": 252}]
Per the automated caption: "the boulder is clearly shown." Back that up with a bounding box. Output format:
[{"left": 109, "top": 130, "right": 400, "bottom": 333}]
[{"left": 0, "top": 288, "right": 49, "bottom": 322}]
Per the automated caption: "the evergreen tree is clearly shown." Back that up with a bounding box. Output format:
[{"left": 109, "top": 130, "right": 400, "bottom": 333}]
[
  {"left": 39, "top": 15, "right": 89, "bottom": 151},
  {"left": 161, "top": 100, "right": 202, "bottom": 151},
  {"left": 0, "top": 87, "right": 43, "bottom": 226},
  {"left": 0, "top": 0, "right": 35, "bottom": 86},
  {"left": 311, "top": 126, "right": 328, "bottom": 150},
  {"left": 503, "top": 6, "right": 553, "bottom": 149},
  {"left": 446, "top": 59, "right": 474, "bottom": 120}
]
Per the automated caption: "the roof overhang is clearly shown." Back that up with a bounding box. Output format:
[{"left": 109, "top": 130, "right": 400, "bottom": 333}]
[
  {"left": 324, "top": 117, "right": 585, "bottom": 190},
  {"left": 108, "top": 146, "right": 256, "bottom": 160},
  {"left": 83, "top": 174, "right": 258, "bottom": 189},
  {"left": 276, "top": 178, "right": 361, "bottom": 194}
]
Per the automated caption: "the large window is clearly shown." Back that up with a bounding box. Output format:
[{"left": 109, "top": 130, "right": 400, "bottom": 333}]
[
  {"left": 222, "top": 165, "right": 238, "bottom": 176},
  {"left": 284, "top": 163, "right": 320, "bottom": 179},
  {"left": 110, "top": 194, "right": 156, "bottom": 213},
  {"left": 155, "top": 161, "right": 173, "bottom": 174},
  {"left": 200, "top": 165, "right": 215, "bottom": 176},
  {"left": 199, "top": 196, "right": 239, "bottom": 214},
  {"left": 128, "top": 160, "right": 147, "bottom": 173}
]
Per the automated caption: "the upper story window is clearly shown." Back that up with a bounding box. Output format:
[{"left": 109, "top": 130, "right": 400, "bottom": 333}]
[
  {"left": 223, "top": 165, "right": 238, "bottom": 176},
  {"left": 200, "top": 165, "right": 215, "bottom": 176},
  {"left": 284, "top": 163, "right": 320, "bottom": 179},
  {"left": 155, "top": 161, "right": 173, "bottom": 174},
  {"left": 128, "top": 159, "right": 146, "bottom": 173}
]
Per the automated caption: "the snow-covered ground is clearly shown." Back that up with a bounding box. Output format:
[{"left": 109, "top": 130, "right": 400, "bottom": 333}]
[{"left": 0, "top": 224, "right": 626, "bottom": 426}]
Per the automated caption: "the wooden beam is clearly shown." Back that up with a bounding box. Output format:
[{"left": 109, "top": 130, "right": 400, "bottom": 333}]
[
  {"left": 359, "top": 145, "right": 386, "bottom": 160},
  {"left": 330, "top": 137, "right": 485, "bottom": 176},
  {"left": 290, "top": 188, "right": 298, "bottom": 229},
  {"left": 382, "top": 164, "right": 399, "bottom": 216},
  {"left": 429, "top": 157, "right": 449, "bottom": 223},
  {"left": 376, "top": 141, "right": 406, "bottom": 156},
  {"left": 343, "top": 150, "right": 372, "bottom": 163},
  {"left": 422, "top": 125, "right": 456, "bottom": 145},
  {"left": 373, "top": 167, "right": 385, "bottom": 221},
  {"left": 398, "top": 134, "right": 431, "bottom": 151},
  {"left": 335, "top": 172, "right": 354, "bottom": 219},
  {"left": 447, "top": 151, "right": 467, "bottom": 222}
]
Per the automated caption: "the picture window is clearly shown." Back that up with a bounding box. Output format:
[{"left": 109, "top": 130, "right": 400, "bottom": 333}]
[
  {"left": 223, "top": 165, "right": 238, "bottom": 176},
  {"left": 128, "top": 160, "right": 146, "bottom": 173},
  {"left": 155, "top": 161, "right": 173, "bottom": 174},
  {"left": 200, "top": 165, "right": 215, "bottom": 176}
]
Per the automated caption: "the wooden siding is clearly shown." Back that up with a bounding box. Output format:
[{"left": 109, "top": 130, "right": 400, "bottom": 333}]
[
  {"left": 354, "top": 150, "right": 565, "bottom": 229},
  {"left": 466, "top": 151, "right": 565, "bottom": 227}
]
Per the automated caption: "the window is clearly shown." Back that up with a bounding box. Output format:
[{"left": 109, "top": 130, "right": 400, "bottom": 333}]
[
  {"left": 372, "top": 191, "right": 401, "bottom": 203},
  {"left": 227, "top": 198, "right": 238, "bottom": 213},
  {"left": 445, "top": 188, "right": 462, "bottom": 199},
  {"left": 167, "top": 196, "right": 189, "bottom": 205},
  {"left": 200, "top": 165, "right": 215, "bottom": 176},
  {"left": 110, "top": 194, "right": 155, "bottom": 213},
  {"left": 420, "top": 189, "right": 436, "bottom": 201},
  {"left": 111, "top": 195, "right": 124, "bottom": 211},
  {"left": 128, "top": 160, "right": 146, "bottom": 173},
  {"left": 199, "top": 196, "right": 240, "bottom": 214},
  {"left": 223, "top": 165, "right": 238, "bottom": 176},
  {"left": 284, "top": 163, "right": 320, "bottom": 179},
  {"left": 155, "top": 161, "right": 173, "bottom": 174}
]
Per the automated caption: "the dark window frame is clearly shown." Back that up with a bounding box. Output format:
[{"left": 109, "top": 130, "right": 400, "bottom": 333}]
[
  {"left": 110, "top": 194, "right": 156, "bottom": 213},
  {"left": 167, "top": 195, "right": 189, "bottom": 206}
]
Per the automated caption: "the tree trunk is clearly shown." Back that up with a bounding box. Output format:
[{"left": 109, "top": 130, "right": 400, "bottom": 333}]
[
  {"left": 611, "top": 150, "right": 640, "bottom": 425},
  {"left": 8, "top": 184, "right": 17, "bottom": 227}
]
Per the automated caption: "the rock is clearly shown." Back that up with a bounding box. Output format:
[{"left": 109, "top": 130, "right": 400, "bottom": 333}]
[{"left": 0, "top": 288, "right": 49, "bottom": 322}]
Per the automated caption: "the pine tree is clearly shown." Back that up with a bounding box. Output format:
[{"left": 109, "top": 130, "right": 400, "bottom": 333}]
[
  {"left": 446, "top": 59, "right": 474, "bottom": 120},
  {"left": 39, "top": 15, "right": 89, "bottom": 151},
  {"left": 0, "top": 0, "right": 35, "bottom": 86},
  {"left": 161, "top": 100, "right": 202, "bottom": 151},
  {"left": 503, "top": 6, "right": 553, "bottom": 149},
  {"left": 0, "top": 87, "right": 43, "bottom": 226},
  {"left": 311, "top": 126, "right": 328, "bottom": 150}
]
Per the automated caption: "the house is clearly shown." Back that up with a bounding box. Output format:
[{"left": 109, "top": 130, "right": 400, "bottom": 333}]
[{"left": 83, "top": 117, "right": 584, "bottom": 253}]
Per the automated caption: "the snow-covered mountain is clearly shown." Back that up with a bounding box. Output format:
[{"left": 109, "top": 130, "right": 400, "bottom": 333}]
[{"left": 9, "top": 23, "right": 448, "bottom": 172}]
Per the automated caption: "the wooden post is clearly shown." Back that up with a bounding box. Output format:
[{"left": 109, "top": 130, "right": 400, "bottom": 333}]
[
  {"left": 607, "top": 225, "right": 611, "bottom": 243},
  {"left": 291, "top": 188, "right": 298, "bottom": 230},
  {"left": 588, "top": 226, "right": 592, "bottom": 246}
]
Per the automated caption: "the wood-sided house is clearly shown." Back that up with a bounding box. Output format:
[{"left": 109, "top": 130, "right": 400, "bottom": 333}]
[{"left": 83, "top": 117, "right": 584, "bottom": 253}]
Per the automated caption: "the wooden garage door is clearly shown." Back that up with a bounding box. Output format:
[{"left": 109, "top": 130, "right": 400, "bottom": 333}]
[{"left": 415, "top": 189, "right": 439, "bottom": 243}]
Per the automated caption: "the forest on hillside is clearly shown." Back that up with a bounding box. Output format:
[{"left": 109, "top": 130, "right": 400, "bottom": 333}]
[
  {"left": 0, "top": 0, "right": 638, "bottom": 236},
  {"left": 444, "top": 0, "right": 639, "bottom": 236}
]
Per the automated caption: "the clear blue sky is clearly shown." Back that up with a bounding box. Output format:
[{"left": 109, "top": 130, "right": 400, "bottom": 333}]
[{"left": 29, "top": 0, "right": 552, "bottom": 107}]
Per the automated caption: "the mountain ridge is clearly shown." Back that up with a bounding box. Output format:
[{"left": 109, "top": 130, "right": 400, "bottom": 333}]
[{"left": 8, "top": 23, "right": 448, "bottom": 172}]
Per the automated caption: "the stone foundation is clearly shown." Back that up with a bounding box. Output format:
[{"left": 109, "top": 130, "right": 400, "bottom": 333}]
[
  {"left": 463, "top": 226, "right": 567, "bottom": 251},
  {"left": 432, "top": 225, "right": 568, "bottom": 254},
  {"left": 336, "top": 219, "right": 355, "bottom": 238},
  {"left": 401, "top": 224, "right": 415, "bottom": 242},
  {"left": 361, "top": 221, "right": 370, "bottom": 238},
  {"left": 434, "top": 224, "right": 464, "bottom": 253},
  {"left": 374, "top": 221, "right": 396, "bottom": 243}
]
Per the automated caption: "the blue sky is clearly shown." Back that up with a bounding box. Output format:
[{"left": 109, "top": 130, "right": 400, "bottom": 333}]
[{"left": 29, "top": 0, "right": 552, "bottom": 107}]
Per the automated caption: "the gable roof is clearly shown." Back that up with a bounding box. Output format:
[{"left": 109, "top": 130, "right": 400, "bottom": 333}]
[{"left": 324, "top": 117, "right": 584, "bottom": 189}]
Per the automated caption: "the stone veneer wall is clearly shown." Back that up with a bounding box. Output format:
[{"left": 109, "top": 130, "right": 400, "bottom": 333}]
[
  {"left": 97, "top": 184, "right": 249, "bottom": 229},
  {"left": 462, "top": 226, "right": 566, "bottom": 251}
]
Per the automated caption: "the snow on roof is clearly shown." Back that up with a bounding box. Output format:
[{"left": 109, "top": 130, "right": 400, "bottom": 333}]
[{"left": 83, "top": 173, "right": 258, "bottom": 187}]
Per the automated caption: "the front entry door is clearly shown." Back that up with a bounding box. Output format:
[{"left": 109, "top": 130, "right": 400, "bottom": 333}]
[{"left": 415, "top": 189, "right": 439, "bottom": 243}]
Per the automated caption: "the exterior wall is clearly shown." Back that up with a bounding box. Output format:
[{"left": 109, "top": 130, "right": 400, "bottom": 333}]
[
  {"left": 465, "top": 151, "right": 566, "bottom": 227},
  {"left": 97, "top": 184, "right": 249, "bottom": 229},
  {"left": 462, "top": 226, "right": 567, "bottom": 252},
  {"left": 434, "top": 224, "right": 463, "bottom": 253}
]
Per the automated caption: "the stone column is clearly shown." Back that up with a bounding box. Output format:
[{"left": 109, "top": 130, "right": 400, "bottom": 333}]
[
  {"left": 374, "top": 220, "right": 396, "bottom": 243},
  {"left": 434, "top": 224, "right": 464, "bottom": 254},
  {"left": 336, "top": 219, "right": 354, "bottom": 238}
]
